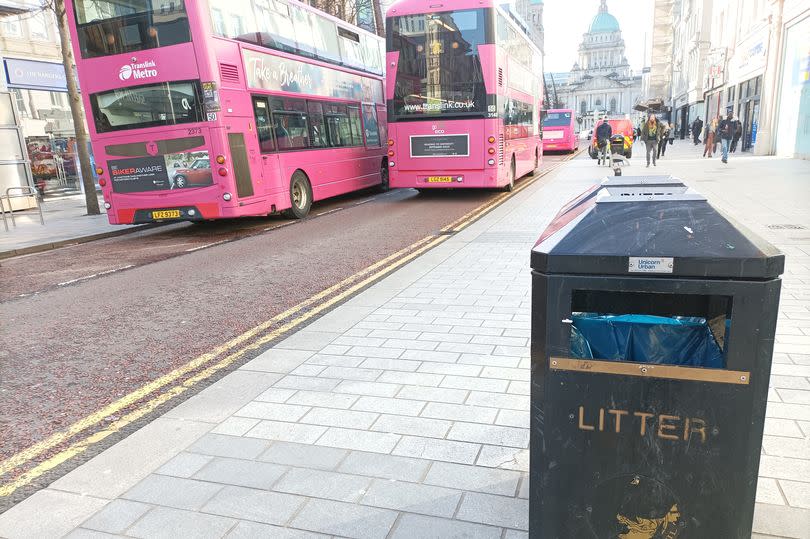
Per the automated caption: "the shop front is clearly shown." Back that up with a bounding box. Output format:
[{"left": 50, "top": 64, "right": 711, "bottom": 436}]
[
  {"left": 738, "top": 75, "right": 763, "bottom": 152},
  {"left": 3, "top": 57, "right": 86, "bottom": 196},
  {"left": 775, "top": 13, "right": 810, "bottom": 158},
  {"left": 726, "top": 28, "right": 768, "bottom": 153}
]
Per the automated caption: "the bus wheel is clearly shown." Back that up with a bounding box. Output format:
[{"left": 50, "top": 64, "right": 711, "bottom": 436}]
[
  {"left": 174, "top": 175, "right": 188, "bottom": 188},
  {"left": 503, "top": 156, "right": 516, "bottom": 192},
  {"left": 379, "top": 160, "right": 390, "bottom": 192},
  {"left": 284, "top": 171, "right": 312, "bottom": 219}
]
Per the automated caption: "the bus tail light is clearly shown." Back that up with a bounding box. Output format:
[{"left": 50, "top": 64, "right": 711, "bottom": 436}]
[
  {"left": 388, "top": 150, "right": 395, "bottom": 157},
  {"left": 389, "top": 161, "right": 395, "bottom": 167},
  {"left": 223, "top": 192, "right": 232, "bottom": 201},
  {"left": 98, "top": 178, "right": 107, "bottom": 187},
  {"left": 488, "top": 147, "right": 496, "bottom": 155},
  {"left": 487, "top": 136, "right": 496, "bottom": 144},
  {"left": 104, "top": 202, "right": 111, "bottom": 209},
  {"left": 95, "top": 167, "right": 104, "bottom": 175},
  {"left": 488, "top": 159, "right": 495, "bottom": 166},
  {"left": 387, "top": 139, "right": 394, "bottom": 146},
  {"left": 218, "top": 167, "right": 228, "bottom": 176},
  {"left": 216, "top": 155, "right": 226, "bottom": 164}
]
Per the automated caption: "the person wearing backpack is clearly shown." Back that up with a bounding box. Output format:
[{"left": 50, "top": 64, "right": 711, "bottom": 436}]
[
  {"left": 595, "top": 120, "right": 612, "bottom": 165},
  {"left": 717, "top": 111, "right": 735, "bottom": 163}
]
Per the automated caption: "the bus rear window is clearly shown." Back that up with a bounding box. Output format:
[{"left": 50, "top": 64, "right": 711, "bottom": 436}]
[
  {"left": 90, "top": 80, "right": 203, "bottom": 133},
  {"left": 74, "top": 0, "right": 190, "bottom": 58},
  {"left": 543, "top": 112, "right": 572, "bottom": 127}
]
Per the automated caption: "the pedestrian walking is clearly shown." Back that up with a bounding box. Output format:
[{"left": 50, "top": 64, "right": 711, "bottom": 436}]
[
  {"left": 691, "top": 117, "right": 703, "bottom": 145},
  {"left": 657, "top": 122, "right": 671, "bottom": 159},
  {"left": 718, "top": 111, "right": 734, "bottom": 163},
  {"left": 703, "top": 116, "right": 719, "bottom": 158},
  {"left": 595, "top": 120, "right": 612, "bottom": 165},
  {"left": 730, "top": 117, "right": 742, "bottom": 153},
  {"left": 641, "top": 114, "right": 662, "bottom": 167}
]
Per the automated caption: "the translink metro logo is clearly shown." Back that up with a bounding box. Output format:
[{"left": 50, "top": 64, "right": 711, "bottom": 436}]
[{"left": 118, "top": 60, "right": 158, "bottom": 81}]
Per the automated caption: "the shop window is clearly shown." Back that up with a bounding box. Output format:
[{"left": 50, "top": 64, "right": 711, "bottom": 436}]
[{"left": 11, "top": 89, "right": 27, "bottom": 117}]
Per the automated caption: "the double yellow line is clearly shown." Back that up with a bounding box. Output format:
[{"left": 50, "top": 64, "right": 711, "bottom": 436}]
[{"left": 0, "top": 154, "right": 572, "bottom": 498}]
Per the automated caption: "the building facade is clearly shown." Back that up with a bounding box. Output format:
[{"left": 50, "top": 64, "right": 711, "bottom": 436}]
[
  {"left": 0, "top": 2, "right": 83, "bottom": 195},
  {"left": 701, "top": 0, "right": 808, "bottom": 157},
  {"left": 554, "top": 0, "right": 642, "bottom": 131},
  {"left": 671, "top": 0, "right": 713, "bottom": 139}
]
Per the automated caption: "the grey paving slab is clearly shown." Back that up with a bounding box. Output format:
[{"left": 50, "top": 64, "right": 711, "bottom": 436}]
[
  {"left": 317, "top": 427, "right": 401, "bottom": 453},
  {"left": 201, "top": 485, "right": 305, "bottom": 525},
  {"left": 287, "top": 389, "right": 359, "bottom": 409},
  {"left": 258, "top": 440, "right": 349, "bottom": 470},
  {"left": 422, "top": 402, "right": 498, "bottom": 424},
  {"left": 397, "top": 385, "right": 470, "bottom": 404},
  {"left": 225, "top": 521, "right": 328, "bottom": 538},
  {"left": 273, "top": 467, "right": 373, "bottom": 502},
  {"left": 447, "top": 422, "right": 529, "bottom": 448},
  {"left": 155, "top": 452, "right": 213, "bottom": 478},
  {"left": 301, "top": 407, "right": 379, "bottom": 429},
  {"left": 80, "top": 499, "right": 152, "bottom": 534},
  {"left": 361, "top": 479, "right": 461, "bottom": 517},
  {"left": 352, "top": 395, "right": 426, "bottom": 415},
  {"left": 126, "top": 506, "right": 235, "bottom": 539},
  {"left": 0, "top": 489, "right": 108, "bottom": 539},
  {"left": 187, "top": 433, "right": 270, "bottom": 460},
  {"left": 337, "top": 451, "right": 431, "bottom": 482},
  {"left": 371, "top": 413, "right": 452, "bottom": 438},
  {"left": 192, "top": 456, "right": 288, "bottom": 490},
  {"left": 393, "top": 435, "right": 481, "bottom": 465},
  {"left": 50, "top": 417, "right": 212, "bottom": 499},
  {"left": 388, "top": 513, "right": 502, "bottom": 539},
  {"left": 245, "top": 420, "right": 327, "bottom": 444},
  {"left": 65, "top": 529, "right": 126, "bottom": 539},
  {"left": 240, "top": 349, "right": 313, "bottom": 373},
  {"left": 290, "top": 498, "right": 398, "bottom": 539},
  {"left": 456, "top": 492, "right": 529, "bottom": 531},
  {"left": 234, "top": 401, "right": 311, "bottom": 422},
  {"left": 424, "top": 461, "right": 521, "bottom": 497},
  {"left": 122, "top": 475, "right": 223, "bottom": 511},
  {"left": 752, "top": 502, "right": 810, "bottom": 538},
  {"left": 210, "top": 417, "right": 261, "bottom": 437}
]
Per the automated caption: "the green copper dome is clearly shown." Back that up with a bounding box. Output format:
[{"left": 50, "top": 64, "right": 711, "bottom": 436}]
[
  {"left": 589, "top": 11, "right": 619, "bottom": 32},
  {"left": 589, "top": 0, "right": 619, "bottom": 32}
]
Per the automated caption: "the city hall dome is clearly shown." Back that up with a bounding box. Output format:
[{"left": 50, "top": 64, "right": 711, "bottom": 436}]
[{"left": 589, "top": 0, "right": 620, "bottom": 33}]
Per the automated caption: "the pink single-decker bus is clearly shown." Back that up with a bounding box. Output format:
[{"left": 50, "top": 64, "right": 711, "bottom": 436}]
[
  {"left": 386, "top": 0, "right": 543, "bottom": 191},
  {"left": 542, "top": 109, "right": 578, "bottom": 153},
  {"left": 65, "top": 0, "right": 387, "bottom": 224}
]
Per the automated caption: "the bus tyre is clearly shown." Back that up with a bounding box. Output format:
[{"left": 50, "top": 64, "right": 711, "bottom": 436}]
[
  {"left": 503, "top": 157, "right": 516, "bottom": 192},
  {"left": 379, "top": 160, "right": 390, "bottom": 192},
  {"left": 284, "top": 171, "right": 312, "bottom": 219},
  {"left": 174, "top": 175, "right": 188, "bottom": 189}
]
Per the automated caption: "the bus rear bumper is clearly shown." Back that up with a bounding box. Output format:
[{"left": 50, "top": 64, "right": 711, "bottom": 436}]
[{"left": 390, "top": 169, "right": 502, "bottom": 189}]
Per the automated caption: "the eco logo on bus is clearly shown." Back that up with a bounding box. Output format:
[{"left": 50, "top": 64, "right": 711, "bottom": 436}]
[{"left": 118, "top": 60, "right": 158, "bottom": 81}]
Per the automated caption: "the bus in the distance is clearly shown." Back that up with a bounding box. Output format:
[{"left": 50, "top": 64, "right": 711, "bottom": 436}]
[
  {"left": 386, "top": 0, "right": 543, "bottom": 191},
  {"left": 65, "top": 0, "right": 387, "bottom": 224},
  {"left": 542, "top": 109, "right": 578, "bottom": 153}
]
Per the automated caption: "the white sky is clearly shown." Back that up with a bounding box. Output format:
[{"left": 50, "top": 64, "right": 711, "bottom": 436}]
[{"left": 542, "top": 0, "right": 655, "bottom": 74}]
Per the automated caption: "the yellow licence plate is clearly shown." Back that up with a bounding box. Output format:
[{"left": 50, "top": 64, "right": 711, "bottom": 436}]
[
  {"left": 152, "top": 210, "right": 181, "bottom": 219},
  {"left": 427, "top": 176, "right": 454, "bottom": 183}
]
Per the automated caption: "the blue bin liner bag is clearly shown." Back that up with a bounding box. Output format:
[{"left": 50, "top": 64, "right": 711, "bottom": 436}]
[{"left": 570, "top": 313, "right": 724, "bottom": 368}]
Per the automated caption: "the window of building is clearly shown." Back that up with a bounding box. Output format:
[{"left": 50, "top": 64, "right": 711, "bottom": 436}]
[
  {"left": 11, "top": 89, "right": 27, "bottom": 117},
  {"left": 29, "top": 12, "right": 49, "bottom": 40},
  {"left": 50, "top": 92, "right": 65, "bottom": 107},
  {"left": 1, "top": 16, "right": 22, "bottom": 37},
  {"left": 580, "top": 100, "right": 586, "bottom": 115},
  {"left": 609, "top": 98, "right": 617, "bottom": 112}
]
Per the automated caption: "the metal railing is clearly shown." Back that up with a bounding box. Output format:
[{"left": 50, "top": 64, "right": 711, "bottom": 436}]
[{"left": 1, "top": 186, "right": 44, "bottom": 232}]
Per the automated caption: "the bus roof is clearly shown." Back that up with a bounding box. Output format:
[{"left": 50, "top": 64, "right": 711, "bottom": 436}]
[{"left": 387, "top": 0, "right": 502, "bottom": 18}]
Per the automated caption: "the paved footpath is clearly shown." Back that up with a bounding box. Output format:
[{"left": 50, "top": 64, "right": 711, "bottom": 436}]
[{"left": 1, "top": 143, "right": 808, "bottom": 538}]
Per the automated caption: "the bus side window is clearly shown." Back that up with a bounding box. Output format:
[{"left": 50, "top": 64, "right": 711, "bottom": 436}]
[
  {"left": 252, "top": 97, "right": 275, "bottom": 152},
  {"left": 348, "top": 106, "right": 363, "bottom": 146},
  {"left": 307, "top": 101, "right": 327, "bottom": 148},
  {"left": 325, "top": 103, "right": 350, "bottom": 147},
  {"left": 361, "top": 104, "right": 380, "bottom": 147}
]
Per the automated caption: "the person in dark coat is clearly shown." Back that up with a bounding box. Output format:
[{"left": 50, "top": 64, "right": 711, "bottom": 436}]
[
  {"left": 717, "top": 111, "right": 735, "bottom": 163},
  {"left": 730, "top": 118, "right": 743, "bottom": 153},
  {"left": 691, "top": 117, "right": 703, "bottom": 145}
]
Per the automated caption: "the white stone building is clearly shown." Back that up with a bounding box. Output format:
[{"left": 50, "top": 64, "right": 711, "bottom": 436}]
[
  {"left": 554, "top": 0, "right": 642, "bottom": 131},
  {"left": 670, "top": 0, "right": 713, "bottom": 139}
]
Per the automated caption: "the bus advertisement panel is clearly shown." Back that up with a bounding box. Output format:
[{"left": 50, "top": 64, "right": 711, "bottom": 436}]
[
  {"left": 385, "top": 1, "right": 543, "bottom": 191},
  {"left": 65, "top": 0, "right": 387, "bottom": 224}
]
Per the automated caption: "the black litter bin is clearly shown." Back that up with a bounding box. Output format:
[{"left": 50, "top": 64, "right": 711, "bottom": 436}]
[{"left": 530, "top": 175, "right": 784, "bottom": 538}]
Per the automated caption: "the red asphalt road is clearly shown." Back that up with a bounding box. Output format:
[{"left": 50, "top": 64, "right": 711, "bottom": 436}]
[{"left": 0, "top": 155, "right": 569, "bottom": 499}]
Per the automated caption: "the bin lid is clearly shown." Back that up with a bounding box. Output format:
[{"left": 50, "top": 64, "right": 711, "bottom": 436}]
[{"left": 532, "top": 175, "right": 784, "bottom": 279}]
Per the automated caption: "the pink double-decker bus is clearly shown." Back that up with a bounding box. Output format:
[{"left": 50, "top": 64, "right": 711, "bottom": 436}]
[
  {"left": 542, "top": 109, "right": 578, "bottom": 153},
  {"left": 385, "top": 0, "right": 543, "bottom": 191},
  {"left": 65, "top": 0, "right": 387, "bottom": 224}
]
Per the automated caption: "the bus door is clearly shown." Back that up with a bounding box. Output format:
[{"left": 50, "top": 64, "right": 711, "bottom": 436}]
[{"left": 251, "top": 96, "right": 281, "bottom": 195}]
